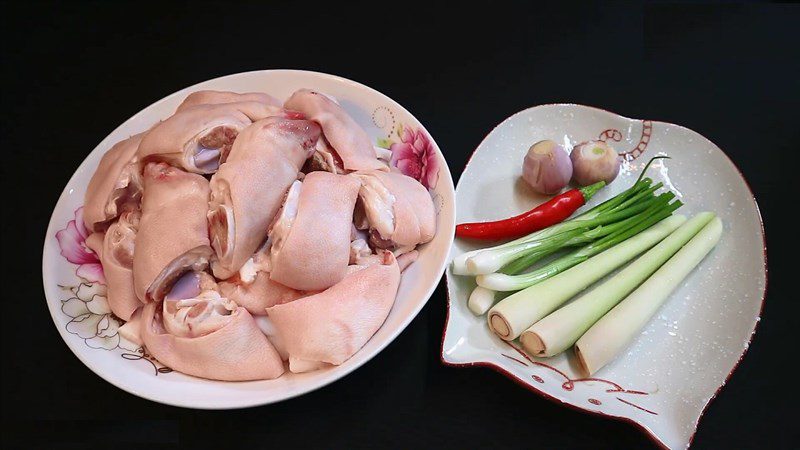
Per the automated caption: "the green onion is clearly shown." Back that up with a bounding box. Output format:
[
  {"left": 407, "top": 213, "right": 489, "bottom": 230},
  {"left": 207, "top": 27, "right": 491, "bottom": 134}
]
[
  {"left": 486, "top": 215, "right": 686, "bottom": 341},
  {"left": 478, "top": 196, "right": 683, "bottom": 291},
  {"left": 575, "top": 216, "right": 723, "bottom": 375},
  {"left": 464, "top": 191, "right": 670, "bottom": 276},
  {"left": 451, "top": 176, "right": 659, "bottom": 276},
  {"left": 519, "top": 212, "right": 716, "bottom": 357}
]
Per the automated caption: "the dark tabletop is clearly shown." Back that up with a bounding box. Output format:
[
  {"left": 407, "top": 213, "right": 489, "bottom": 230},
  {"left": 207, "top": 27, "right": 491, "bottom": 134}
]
[{"left": 2, "top": 1, "right": 795, "bottom": 448}]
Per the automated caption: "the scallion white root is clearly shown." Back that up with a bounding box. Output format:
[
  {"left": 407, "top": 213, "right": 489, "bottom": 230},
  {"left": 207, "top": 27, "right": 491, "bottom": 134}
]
[
  {"left": 465, "top": 240, "right": 545, "bottom": 275},
  {"left": 487, "top": 215, "right": 686, "bottom": 341},
  {"left": 520, "top": 212, "right": 716, "bottom": 357},
  {"left": 574, "top": 216, "right": 723, "bottom": 375},
  {"left": 452, "top": 250, "right": 481, "bottom": 275},
  {"left": 468, "top": 286, "right": 497, "bottom": 315}
]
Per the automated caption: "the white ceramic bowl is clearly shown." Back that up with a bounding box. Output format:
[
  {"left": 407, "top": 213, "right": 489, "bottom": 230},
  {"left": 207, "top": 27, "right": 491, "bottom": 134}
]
[
  {"left": 42, "top": 70, "right": 455, "bottom": 409},
  {"left": 443, "top": 104, "right": 766, "bottom": 450}
]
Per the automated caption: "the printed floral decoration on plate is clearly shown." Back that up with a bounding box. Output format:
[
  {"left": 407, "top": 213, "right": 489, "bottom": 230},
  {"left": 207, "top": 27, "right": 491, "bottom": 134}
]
[
  {"left": 379, "top": 124, "right": 439, "bottom": 190},
  {"left": 56, "top": 207, "right": 136, "bottom": 351}
]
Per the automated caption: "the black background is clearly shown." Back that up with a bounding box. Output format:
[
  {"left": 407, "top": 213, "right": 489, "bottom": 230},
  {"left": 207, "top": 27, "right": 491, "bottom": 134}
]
[{"left": 1, "top": 1, "right": 796, "bottom": 448}]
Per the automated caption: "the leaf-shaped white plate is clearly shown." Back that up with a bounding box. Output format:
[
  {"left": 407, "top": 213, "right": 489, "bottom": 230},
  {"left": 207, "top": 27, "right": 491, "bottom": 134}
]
[
  {"left": 43, "top": 70, "right": 455, "bottom": 409},
  {"left": 442, "top": 104, "right": 765, "bottom": 449}
]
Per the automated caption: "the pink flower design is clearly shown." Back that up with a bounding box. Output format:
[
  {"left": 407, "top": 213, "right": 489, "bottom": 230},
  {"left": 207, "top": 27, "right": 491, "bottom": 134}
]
[
  {"left": 390, "top": 125, "right": 439, "bottom": 189},
  {"left": 56, "top": 207, "right": 105, "bottom": 284}
]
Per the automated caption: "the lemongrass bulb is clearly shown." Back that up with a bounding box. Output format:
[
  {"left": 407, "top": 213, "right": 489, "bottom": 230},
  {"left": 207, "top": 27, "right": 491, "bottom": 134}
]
[
  {"left": 570, "top": 140, "right": 620, "bottom": 186},
  {"left": 522, "top": 140, "right": 573, "bottom": 195}
]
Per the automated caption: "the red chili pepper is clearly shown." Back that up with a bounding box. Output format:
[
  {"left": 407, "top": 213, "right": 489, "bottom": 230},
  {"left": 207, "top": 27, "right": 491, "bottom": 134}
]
[{"left": 455, "top": 181, "right": 605, "bottom": 240}]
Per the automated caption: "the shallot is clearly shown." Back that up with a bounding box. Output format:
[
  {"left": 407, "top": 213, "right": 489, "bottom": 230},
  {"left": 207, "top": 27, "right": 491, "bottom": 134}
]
[
  {"left": 570, "top": 140, "right": 620, "bottom": 186},
  {"left": 522, "top": 140, "right": 573, "bottom": 195}
]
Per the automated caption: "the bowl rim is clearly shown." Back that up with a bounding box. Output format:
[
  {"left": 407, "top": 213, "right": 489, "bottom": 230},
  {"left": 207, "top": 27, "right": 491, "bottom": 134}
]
[
  {"left": 440, "top": 102, "right": 767, "bottom": 449},
  {"left": 42, "top": 69, "right": 456, "bottom": 409}
]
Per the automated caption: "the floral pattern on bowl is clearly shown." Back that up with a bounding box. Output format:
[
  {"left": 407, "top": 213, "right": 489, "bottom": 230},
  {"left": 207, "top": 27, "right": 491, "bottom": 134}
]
[
  {"left": 372, "top": 105, "right": 440, "bottom": 190},
  {"left": 56, "top": 207, "right": 124, "bottom": 351},
  {"left": 443, "top": 104, "right": 766, "bottom": 449},
  {"left": 380, "top": 124, "right": 439, "bottom": 189},
  {"left": 55, "top": 206, "right": 172, "bottom": 374},
  {"left": 56, "top": 207, "right": 105, "bottom": 285}
]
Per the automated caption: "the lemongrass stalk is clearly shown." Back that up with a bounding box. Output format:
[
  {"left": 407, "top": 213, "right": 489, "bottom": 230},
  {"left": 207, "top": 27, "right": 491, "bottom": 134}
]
[
  {"left": 575, "top": 216, "right": 723, "bottom": 375},
  {"left": 486, "top": 215, "right": 686, "bottom": 341},
  {"left": 520, "top": 212, "right": 716, "bottom": 357},
  {"left": 468, "top": 286, "right": 497, "bottom": 315},
  {"left": 480, "top": 198, "right": 682, "bottom": 290}
]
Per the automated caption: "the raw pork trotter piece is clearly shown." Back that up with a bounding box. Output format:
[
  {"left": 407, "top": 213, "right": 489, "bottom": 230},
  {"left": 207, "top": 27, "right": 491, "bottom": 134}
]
[
  {"left": 219, "top": 270, "right": 311, "bottom": 316},
  {"left": 284, "top": 89, "right": 386, "bottom": 172},
  {"left": 267, "top": 251, "right": 401, "bottom": 372},
  {"left": 208, "top": 117, "right": 321, "bottom": 279},
  {"left": 83, "top": 133, "right": 144, "bottom": 231},
  {"left": 269, "top": 172, "right": 361, "bottom": 291},
  {"left": 176, "top": 90, "right": 281, "bottom": 112},
  {"left": 141, "top": 271, "right": 284, "bottom": 381},
  {"left": 84, "top": 232, "right": 104, "bottom": 259},
  {"left": 353, "top": 170, "right": 436, "bottom": 249},
  {"left": 133, "top": 163, "right": 212, "bottom": 302},
  {"left": 118, "top": 307, "right": 143, "bottom": 347},
  {"left": 92, "top": 210, "right": 142, "bottom": 321},
  {"left": 217, "top": 239, "right": 314, "bottom": 315},
  {"left": 137, "top": 101, "right": 285, "bottom": 174}
]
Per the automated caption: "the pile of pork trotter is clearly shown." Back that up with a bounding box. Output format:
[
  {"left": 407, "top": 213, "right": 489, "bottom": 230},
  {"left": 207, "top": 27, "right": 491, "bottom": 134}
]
[{"left": 82, "top": 89, "right": 436, "bottom": 381}]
